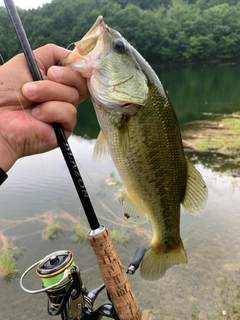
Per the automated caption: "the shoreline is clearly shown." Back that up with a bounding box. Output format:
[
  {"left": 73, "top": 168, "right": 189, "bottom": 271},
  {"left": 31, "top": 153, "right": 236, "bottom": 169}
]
[{"left": 152, "top": 56, "right": 240, "bottom": 69}]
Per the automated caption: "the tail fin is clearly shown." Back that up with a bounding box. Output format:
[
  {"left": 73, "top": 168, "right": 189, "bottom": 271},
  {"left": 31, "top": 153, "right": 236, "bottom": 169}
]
[{"left": 140, "top": 240, "right": 188, "bottom": 281}]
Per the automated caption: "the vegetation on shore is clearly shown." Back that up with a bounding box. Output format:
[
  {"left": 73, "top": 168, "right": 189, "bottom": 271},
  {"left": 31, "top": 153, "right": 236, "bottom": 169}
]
[
  {"left": 1, "top": 0, "right": 240, "bottom": 66},
  {"left": 182, "top": 113, "right": 240, "bottom": 159}
]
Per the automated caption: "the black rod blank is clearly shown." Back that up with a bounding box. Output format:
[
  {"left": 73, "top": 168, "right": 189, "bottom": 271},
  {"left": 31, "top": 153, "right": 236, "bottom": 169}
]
[{"left": 4, "top": 0, "right": 100, "bottom": 231}]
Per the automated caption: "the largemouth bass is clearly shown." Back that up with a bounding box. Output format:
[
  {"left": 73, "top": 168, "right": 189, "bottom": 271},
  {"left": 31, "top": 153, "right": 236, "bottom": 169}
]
[{"left": 61, "top": 16, "right": 208, "bottom": 281}]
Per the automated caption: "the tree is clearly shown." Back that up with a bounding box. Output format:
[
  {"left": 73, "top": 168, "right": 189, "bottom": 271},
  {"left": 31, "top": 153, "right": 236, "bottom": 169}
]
[{"left": 1, "top": 0, "right": 240, "bottom": 64}]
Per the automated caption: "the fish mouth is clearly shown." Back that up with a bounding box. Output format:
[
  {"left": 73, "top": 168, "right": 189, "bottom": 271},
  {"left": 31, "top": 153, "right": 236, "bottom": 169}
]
[
  {"left": 60, "top": 16, "right": 107, "bottom": 68},
  {"left": 60, "top": 16, "right": 148, "bottom": 109}
]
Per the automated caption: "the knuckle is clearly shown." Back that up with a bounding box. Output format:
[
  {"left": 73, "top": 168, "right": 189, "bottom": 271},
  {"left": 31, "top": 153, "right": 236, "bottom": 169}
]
[{"left": 68, "top": 88, "right": 80, "bottom": 106}]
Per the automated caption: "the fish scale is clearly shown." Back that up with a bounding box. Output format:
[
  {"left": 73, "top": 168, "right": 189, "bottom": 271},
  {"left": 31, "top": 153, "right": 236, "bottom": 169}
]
[
  {"left": 60, "top": 16, "right": 208, "bottom": 281},
  {"left": 95, "top": 80, "right": 187, "bottom": 255}
]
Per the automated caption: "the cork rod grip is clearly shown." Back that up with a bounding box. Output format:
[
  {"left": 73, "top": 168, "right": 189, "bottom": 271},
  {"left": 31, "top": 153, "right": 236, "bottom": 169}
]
[{"left": 88, "top": 227, "right": 142, "bottom": 320}]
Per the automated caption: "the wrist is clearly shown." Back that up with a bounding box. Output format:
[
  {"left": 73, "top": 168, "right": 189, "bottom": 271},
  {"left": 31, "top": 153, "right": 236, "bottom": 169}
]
[{"left": 0, "top": 143, "right": 18, "bottom": 172}]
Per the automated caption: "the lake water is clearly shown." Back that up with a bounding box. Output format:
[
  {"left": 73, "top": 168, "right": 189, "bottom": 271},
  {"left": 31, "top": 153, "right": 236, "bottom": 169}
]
[{"left": 0, "top": 63, "right": 240, "bottom": 320}]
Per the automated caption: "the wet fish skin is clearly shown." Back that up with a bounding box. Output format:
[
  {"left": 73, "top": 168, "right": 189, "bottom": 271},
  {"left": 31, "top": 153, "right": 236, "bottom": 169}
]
[{"left": 60, "top": 16, "right": 208, "bottom": 280}]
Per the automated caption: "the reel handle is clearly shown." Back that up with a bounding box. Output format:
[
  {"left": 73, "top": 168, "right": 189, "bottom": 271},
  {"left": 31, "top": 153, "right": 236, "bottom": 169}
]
[{"left": 127, "top": 247, "right": 147, "bottom": 275}]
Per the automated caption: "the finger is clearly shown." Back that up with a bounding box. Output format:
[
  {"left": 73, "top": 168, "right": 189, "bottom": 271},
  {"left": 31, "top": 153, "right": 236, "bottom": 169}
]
[
  {"left": 22, "top": 80, "right": 81, "bottom": 106},
  {"left": 33, "top": 44, "right": 70, "bottom": 71},
  {"left": 47, "top": 66, "right": 89, "bottom": 100},
  {"left": 31, "top": 101, "right": 77, "bottom": 133}
]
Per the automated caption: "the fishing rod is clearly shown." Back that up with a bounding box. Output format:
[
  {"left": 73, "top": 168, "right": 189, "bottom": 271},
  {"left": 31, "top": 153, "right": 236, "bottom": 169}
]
[
  {"left": 4, "top": 0, "right": 99, "bottom": 232},
  {"left": 3, "top": 0, "right": 143, "bottom": 319}
]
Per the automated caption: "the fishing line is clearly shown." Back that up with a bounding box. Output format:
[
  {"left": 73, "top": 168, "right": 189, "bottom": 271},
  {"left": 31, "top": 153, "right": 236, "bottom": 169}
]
[
  {"left": 2, "top": 42, "right": 103, "bottom": 218},
  {"left": 1, "top": 52, "right": 56, "bottom": 199},
  {"left": 81, "top": 263, "right": 98, "bottom": 274},
  {"left": 66, "top": 43, "right": 75, "bottom": 51},
  {"left": 0, "top": 52, "right": 51, "bottom": 185},
  {"left": 3, "top": 0, "right": 100, "bottom": 231},
  {"left": 3, "top": 8, "right": 143, "bottom": 319}
]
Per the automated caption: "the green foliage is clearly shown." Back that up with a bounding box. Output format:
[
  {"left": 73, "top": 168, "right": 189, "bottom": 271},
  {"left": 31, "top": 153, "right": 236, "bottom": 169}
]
[
  {"left": 71, "top": 224, "right": 87, "bottom": 243},
  {"left": 114, "top": 0, "right": 169, "bottom": 10},
  {"left": 0, "top": 244, "right": 22, "bottom": 278},
  {"left": 111, "top": 228, "right": 129, "bottom": 244},
  {"left": 0, "top": 252, "right": 17, "bottom": 277},
  {"left": 46, "top": 219, "right": 62, "bottom": 239},
  {"left": 1, "top": 0, "right": 240, "bottom": 64}
]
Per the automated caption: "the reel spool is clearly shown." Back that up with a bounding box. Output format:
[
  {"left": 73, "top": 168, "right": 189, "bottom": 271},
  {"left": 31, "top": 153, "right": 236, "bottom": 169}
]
[
  {"left": 20, "top": 250, "right": 84, "bottom": 317},
  {"left": 36, "top": 250, "right": 75, "bottom": 307},
  {"left": 20, "top": 250, "right": 75, "bottom": 294}
]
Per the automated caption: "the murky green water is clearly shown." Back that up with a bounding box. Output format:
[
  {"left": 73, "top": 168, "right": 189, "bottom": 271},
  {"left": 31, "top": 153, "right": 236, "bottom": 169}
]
[{"left": 0, "top": 63, "right": 240, "bottom": 320}]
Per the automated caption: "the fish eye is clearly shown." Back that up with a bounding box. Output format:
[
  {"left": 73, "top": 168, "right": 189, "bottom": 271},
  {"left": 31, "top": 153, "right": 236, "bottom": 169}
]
[{"left": 112, "top": 39, "right": 125, "bottom": 54}]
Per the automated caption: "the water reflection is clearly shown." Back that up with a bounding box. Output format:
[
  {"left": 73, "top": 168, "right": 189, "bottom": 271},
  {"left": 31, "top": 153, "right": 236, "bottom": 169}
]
[{"left": 187, "top": 151, "right": 239, "bottom": 177}]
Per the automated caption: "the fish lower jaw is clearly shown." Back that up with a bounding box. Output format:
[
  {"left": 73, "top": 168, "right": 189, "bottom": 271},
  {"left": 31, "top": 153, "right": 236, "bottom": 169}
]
[
  {"left": 62, "top": 55, "right": 94, "bottom": 79},
  {"left": 72, "top": 63, "right": 93, "bottom": 79}
]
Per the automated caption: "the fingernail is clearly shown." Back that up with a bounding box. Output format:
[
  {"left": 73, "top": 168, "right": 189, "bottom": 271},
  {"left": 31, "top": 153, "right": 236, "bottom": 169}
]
[
  {"left": 31, "top": 106, "right": 40, "bottom": 118},
  {"left": 23, "top": 83, "right": 37, "bottom": 97},
  {"left": 50, "top": 66, "right": 64, "bottom": 79}
]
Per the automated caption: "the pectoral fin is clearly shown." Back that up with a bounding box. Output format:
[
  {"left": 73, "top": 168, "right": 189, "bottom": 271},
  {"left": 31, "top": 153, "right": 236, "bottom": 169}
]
[
  {"left": 182, "top": 159, "right": 208, "bottom": 216},
  {"left": 93, "top": 130, "right": 109, "bottom": 162},
  {"left": 123, "top": 191, "right": 148, "bottom": 223}
]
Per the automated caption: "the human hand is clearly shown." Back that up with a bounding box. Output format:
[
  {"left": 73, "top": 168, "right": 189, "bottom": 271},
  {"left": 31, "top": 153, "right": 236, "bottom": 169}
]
[{"left": 0, "top": 44, "right": 88, "bottom": 172}]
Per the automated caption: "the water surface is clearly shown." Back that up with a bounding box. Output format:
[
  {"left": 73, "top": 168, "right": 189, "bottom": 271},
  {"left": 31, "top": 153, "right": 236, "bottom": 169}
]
[{"left": 0, "top": 63, "right": 240, "bottom": 320}]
